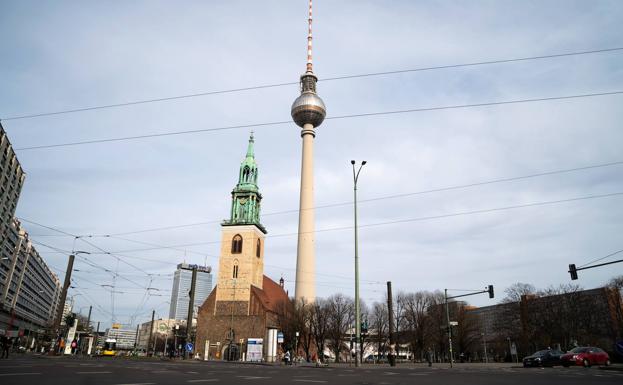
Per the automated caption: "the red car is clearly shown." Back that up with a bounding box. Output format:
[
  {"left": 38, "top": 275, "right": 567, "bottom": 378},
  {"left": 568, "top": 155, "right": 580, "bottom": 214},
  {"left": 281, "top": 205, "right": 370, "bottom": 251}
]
[{"left": 560, "top": 347, "right": 610, "bottom": 367}]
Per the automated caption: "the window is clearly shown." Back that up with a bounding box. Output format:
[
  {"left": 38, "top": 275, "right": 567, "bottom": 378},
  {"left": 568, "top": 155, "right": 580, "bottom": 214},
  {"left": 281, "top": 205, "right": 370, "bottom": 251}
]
[
  {"left": 231, "top": 234, "right": 243, "bottom": 254},
  {"left": 256, "top": 239, "right": 261, "bottom": 258},
  {"left": 232, "top": 261, "right": 239, "bottom": 279}
]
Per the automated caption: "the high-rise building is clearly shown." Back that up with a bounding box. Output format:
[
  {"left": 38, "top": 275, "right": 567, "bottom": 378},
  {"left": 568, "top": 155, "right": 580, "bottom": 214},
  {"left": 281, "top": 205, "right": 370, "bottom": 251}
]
[
  {"left": 169, "top": 263, "right": 212, "bottom": 321},
  {"left": 0, "top": 121, "right": 26, "bottom": 250},
  {"left": 0, "top": 218, "right": 62, "bottom": 334},
  {"left": 291, "top": 0, "right": 326, "bottom": 302}
]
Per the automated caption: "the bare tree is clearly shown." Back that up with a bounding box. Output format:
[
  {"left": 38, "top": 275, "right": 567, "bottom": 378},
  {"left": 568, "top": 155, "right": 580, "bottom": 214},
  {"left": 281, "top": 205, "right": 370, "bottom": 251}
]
[
  {"left": 369, "top": 301, "right": 388, "bottom": 360},
  {"left": 502, "top": 283, "right": 536, "bottom": 303},
  {"left": 309, "top": 298, "right": 330, "bottom": 361},
  {"left": 400, "top": 291, "right": 432, "bottom": 361},
  {"left": 325, "top": 294, "right": 354, "bottom": 362}
]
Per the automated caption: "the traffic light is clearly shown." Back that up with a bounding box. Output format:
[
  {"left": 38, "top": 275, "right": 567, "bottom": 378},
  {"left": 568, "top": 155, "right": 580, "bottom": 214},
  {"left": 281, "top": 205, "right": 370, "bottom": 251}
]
[
  {"left": 569, "top": 264, "right": 578, "bottom": 280},
  {"left": 487, "top": 285, "right": 494, "bottom": 299}
]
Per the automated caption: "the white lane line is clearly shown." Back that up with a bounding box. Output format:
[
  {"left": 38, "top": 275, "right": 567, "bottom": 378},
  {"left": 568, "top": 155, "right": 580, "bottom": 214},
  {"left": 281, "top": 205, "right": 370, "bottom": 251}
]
[
  {"left": 114, "top": 383, "right": 156, "bottom": 385},
  {"left": 187, "top": 380, "right": 219, "bottom": 383},
  {"left": 236, "top": 376, "right": 271, "bottom": 380},
  {"left": 76, "top": 371, "right": 112, "bottom": 374},
  {"left": 0, "top": 373, "right": 41, "bottom": 376},
  {"left": 293, "top": 380, "right": 327, "bottom": 383}
]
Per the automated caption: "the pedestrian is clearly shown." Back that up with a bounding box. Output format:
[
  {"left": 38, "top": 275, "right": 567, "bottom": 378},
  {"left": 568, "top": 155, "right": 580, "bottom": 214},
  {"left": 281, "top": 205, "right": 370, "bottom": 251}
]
[
  {"left": 426, "top": 348, "right": 433, "bottom": 367},
  {"left": 1, "top": 336, "right": 10, "bottom": 359},
  {"left": 284, "top": 350, "right": 291, "bottom": 365},
  {"left": 70, "top": 338, "right": 78, "bottom": 355}
]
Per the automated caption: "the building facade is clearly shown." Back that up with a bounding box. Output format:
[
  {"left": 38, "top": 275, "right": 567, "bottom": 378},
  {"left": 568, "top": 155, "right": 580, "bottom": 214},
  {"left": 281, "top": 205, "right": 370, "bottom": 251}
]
[
  {"left": 169, "top": 263, "right": 213, "bottom": 321},
  {"left": 0, "top": 218, "right": 61, "bottom": 335},
  {"left": 465, "top": 287, "right": 623, "bottom": 359},
  {"left": 0, "top": 121, "right": 25, "bottom": 249},
  {"left": 195, "top": 134, "right": 288, "bottom": 361}
]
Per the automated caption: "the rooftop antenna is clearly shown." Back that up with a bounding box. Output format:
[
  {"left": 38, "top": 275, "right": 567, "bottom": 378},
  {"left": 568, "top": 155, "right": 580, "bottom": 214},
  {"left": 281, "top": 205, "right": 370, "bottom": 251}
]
[{"left": 306, "top": 0, "right": 314, "bottom": 74}]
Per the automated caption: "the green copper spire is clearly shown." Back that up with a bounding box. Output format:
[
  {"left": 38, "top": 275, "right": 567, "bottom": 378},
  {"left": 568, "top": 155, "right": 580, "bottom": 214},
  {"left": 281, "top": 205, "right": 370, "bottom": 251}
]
[{"left": 223, "top": 133, "right": 266, "bottom": 233}]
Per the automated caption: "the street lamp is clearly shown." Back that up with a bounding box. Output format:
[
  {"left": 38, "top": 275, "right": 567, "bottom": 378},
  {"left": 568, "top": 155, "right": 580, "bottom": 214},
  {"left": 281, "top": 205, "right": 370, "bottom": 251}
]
[{"left": 351, "top": 160, "right": 366, "bottom": 367}]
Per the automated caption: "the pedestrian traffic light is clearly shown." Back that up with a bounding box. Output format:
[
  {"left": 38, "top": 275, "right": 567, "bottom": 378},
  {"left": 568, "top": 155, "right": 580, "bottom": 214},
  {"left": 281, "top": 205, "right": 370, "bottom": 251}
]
[
  {"left": 569, "top": 264, "right": 578, "bottom": 280},
  {"left": 487, "top": 285, "right": 494, "bottom": 299}
]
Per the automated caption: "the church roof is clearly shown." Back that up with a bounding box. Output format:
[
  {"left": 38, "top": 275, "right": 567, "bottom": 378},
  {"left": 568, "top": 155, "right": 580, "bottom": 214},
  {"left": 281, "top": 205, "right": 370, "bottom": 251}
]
[{"left": 251, "top": 275, "right": 289, "bottom": 314}]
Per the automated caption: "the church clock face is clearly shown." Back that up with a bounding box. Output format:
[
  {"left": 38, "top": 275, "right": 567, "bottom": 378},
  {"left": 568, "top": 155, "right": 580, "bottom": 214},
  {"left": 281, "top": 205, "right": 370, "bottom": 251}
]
[{"left": 240, "top": 198, "right": 248, "bottom": 205}]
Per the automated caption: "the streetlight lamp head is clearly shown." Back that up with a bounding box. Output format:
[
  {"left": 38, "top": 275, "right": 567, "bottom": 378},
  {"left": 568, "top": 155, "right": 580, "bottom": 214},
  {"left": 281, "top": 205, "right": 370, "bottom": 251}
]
[
  {"left": 350, "top": 160, "right": 355, "bottom": 165},
  {"left": 361, "top": 161, "right": 367, "bottom": 166}
]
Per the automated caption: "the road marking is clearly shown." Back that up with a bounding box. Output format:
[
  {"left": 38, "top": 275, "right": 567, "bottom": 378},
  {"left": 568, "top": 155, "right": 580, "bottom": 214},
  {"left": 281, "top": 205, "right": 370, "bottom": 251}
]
[
  {"left": 114, "top": 383, "right": 156, "bottom": 385},
  {"left": 0, "top": 373, "right": 41, "bottom": 377},
  {"left": 236, "top": 376, "right": 271, "bottom": 380},
  {"left": 187, "top": 371, "right": 199, "bottom": 374},
  {"left": 76, "top": 371, "right": 112, "bottom": 374},
  {"left": 293, "top": 380, "right": 327, "bottom": 383},
  {"left": 187, "top": 380, "right": 219, "bottom": 383}
]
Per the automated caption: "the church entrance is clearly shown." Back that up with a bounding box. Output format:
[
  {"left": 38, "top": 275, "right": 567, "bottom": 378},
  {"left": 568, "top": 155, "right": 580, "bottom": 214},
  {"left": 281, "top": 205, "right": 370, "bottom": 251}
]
[{"left": 223, "top": 343, "right": 240, "bottom": 361}]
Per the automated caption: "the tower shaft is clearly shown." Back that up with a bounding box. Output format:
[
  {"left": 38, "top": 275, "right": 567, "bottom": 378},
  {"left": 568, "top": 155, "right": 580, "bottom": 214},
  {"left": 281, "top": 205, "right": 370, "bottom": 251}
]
[{"left": 295, "top": 124, "right": 316, "bottom": 302}]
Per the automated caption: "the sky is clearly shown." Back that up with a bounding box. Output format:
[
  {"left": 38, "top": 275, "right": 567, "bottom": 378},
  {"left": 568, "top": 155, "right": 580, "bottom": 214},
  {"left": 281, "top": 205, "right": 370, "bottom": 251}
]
[{"left": 1, "top": 0, "right": 622, "bottom": 329}]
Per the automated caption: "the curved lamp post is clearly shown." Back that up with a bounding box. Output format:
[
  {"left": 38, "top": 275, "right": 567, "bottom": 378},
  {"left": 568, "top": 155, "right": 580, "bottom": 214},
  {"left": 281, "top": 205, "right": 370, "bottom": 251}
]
[{"left": 351, "top": 160, "right": 366, "bottom": 367}]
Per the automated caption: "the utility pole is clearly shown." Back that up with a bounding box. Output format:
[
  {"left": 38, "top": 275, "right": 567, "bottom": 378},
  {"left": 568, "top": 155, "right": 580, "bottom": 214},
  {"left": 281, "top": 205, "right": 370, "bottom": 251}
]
[
  {"left": 148, "top": 309, "right": 155, "bottom": 356},
  {"left": 52, "top": 254, "right": 75, "bottom": 336},
  {"left": 444, "top": 289, "right": 454, "bottom": 368},
  {"left": 186, "top": 265, "right": 198, "bottom": 358},
  {"left": 85, "top": 305, "right": 92, "bottom": 332},
  {"left": 387, "top": 281, "right": 396, "bottom": 367},
  {"left": 94, "top": 321, "right": 100, "bottom": 352},
  {"left": 134, "top": 324, "right": 140, "bottom": 350},
  {"left": 82, "top": 305, "right": 92, "bottom": 355}
]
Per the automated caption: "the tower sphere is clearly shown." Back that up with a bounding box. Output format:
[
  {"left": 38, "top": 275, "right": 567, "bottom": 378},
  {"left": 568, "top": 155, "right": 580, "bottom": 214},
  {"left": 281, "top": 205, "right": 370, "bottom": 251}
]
[{"left": 291, "top": 75, "right": 326, "bottom": 128}]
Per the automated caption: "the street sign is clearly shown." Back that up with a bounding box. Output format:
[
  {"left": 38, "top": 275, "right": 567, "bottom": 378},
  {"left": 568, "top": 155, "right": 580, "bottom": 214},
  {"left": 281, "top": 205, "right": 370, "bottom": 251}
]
[
  {"left": 277, "top": 332, "right": 284, "bottom": 343},
  {"left": 449, "top": 321, "right": 458, "bottom": 326},
  {"left": 185, "top": 342, "right": 194, "bottom": 352}
]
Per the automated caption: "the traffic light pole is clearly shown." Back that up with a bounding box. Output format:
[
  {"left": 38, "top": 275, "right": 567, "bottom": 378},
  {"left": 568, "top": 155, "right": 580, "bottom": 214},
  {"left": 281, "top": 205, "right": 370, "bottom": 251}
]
[
  {"left": 444, "top": 289, "right": 454, "bottom": 368},
  {"left": 569, "top": 259, "right": 623, "bottom": 280},
  {"left": 444, "top": 286, "right": 494, "bottom": 368}
]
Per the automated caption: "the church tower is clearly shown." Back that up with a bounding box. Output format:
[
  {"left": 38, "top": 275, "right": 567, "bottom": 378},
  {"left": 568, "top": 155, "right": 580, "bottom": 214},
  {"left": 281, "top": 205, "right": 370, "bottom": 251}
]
[{"left": 215, "top": 133, "right": 267, "bottom": 307}]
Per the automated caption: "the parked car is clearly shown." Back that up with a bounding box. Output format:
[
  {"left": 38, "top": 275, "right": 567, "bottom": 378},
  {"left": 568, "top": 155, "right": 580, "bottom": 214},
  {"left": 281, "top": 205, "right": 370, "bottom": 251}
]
[
  {"left": 560, "top": 347, "right": 610, "bottom": 367},
  {"left": 523, "top": 349, "right": 564, "bottom": 367}
]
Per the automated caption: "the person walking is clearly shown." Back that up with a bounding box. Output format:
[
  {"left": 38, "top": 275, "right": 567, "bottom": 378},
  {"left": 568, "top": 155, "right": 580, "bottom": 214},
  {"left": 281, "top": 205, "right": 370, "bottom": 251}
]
[
  {"left": 426, "top": 348, "right": 433, "bottom": 367},
  {"left": 1, "top": 336, "right": 11, "bottom": 359}
]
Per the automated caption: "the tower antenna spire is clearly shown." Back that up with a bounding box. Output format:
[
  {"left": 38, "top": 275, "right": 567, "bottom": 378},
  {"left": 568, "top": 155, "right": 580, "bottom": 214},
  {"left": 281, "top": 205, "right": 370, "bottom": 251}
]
[{"left": 306, "top": 0, "right": 314, "bottom": 73}]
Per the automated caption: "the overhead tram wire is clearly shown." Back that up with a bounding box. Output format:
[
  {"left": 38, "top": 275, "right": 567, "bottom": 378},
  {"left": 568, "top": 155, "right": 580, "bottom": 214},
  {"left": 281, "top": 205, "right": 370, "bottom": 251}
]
[
  {"left": 13, "top": 90, "right": 623, "bottom": 151},
  {"left": 17, "top": 218, "right": 161, "bottom": 289},
  {"left": 92, "top": 191, "right": 623, "bottom": 253},
  {"left": 2, "top": 46, "right": 622, "bottom": 121},
  {"left": 578, "top": 248, "right": 623, "bottom": 268},
  {"left": 88, "top": 159, "right": 623, "bottom": 237},
  {"left": 19, "top": 191, "right": 623, "bottom": 283}
]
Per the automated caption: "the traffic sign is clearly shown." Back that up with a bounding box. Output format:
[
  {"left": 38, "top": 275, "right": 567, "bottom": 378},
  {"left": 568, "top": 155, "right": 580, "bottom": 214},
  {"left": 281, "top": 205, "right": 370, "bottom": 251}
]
[
  {"left": 277, "top": 332, "right": 284, "bottom": 343},
  {"left": 185, "top": 342, "right": 194, "bottom": 352}
]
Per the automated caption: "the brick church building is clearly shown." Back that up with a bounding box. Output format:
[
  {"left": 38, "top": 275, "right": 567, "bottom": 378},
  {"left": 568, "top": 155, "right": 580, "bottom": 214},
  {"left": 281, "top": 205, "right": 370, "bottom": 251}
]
[{"left": 195, "top": 134, "right": 288, "bottom": 361}]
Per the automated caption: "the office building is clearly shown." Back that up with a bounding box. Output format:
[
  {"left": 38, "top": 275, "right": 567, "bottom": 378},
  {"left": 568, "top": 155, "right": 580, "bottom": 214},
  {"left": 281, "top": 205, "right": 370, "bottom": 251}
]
[
  {"left": 0, "top": 121, "right": 26, "bottom": 254},
  {"left": 0, "top": 218, "right": 62, "bottom": 334},
  {"left": 169, "top": 263, "right": 212, "bottom": 321}
]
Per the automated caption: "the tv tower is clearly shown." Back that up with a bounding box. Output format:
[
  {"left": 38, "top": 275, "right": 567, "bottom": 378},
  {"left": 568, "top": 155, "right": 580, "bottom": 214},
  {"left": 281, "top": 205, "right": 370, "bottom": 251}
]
[{"left": 291, "top": 0, "right": 326, "bottom": 302}]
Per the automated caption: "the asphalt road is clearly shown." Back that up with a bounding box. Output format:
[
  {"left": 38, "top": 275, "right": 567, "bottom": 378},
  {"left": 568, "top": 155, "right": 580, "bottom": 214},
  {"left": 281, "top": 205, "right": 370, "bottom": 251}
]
[{"left": 1, "top": 356, "right": 622, "bottom": 385}]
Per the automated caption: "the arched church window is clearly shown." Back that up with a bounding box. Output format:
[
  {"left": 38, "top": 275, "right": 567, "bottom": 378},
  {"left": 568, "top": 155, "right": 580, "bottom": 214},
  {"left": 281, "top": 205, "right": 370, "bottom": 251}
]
[
  {"left": 256, "top": 239, "right": 261, "bottom": 258},
  {"left": 233, "top": 260, "right": 239, "bottom": 279},
  {"left": 243, "top": 166, "right": 250, "bottom": 182},
  {"left": 231, "top": 234, "right": 243, "bottom": 254}
]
